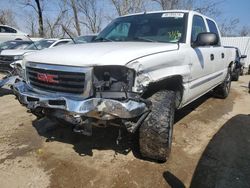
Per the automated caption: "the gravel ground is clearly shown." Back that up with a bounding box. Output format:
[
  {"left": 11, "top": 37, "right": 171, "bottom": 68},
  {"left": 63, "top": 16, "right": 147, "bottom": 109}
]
[{"left": 0, "top": 74, "right": 249, "bottom": 188}]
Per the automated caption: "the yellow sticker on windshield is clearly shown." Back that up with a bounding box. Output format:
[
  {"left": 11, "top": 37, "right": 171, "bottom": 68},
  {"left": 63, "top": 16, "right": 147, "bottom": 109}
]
[{"left": 162, "top": 13, "right": 184, "bottom": 18}]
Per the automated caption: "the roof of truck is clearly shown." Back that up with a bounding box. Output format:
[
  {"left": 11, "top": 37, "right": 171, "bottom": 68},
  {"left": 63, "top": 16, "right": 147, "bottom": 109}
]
[{"left": 121, "top": 10, "right": 208, "bottom": 18}]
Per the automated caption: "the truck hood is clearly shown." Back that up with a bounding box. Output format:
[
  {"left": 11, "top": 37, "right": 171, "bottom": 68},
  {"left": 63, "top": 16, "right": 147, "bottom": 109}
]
[
  {"left": 1, "top": 49, "right": 36, "bottom": 56},
  {"left": 25, "top": 42, "right": 179, "bottom": 66}
]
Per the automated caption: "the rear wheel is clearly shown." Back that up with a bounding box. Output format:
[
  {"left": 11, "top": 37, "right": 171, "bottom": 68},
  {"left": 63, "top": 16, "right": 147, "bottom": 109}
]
[
  {"left": 139, "top": 90, "right": 175, "bottom": 162},
  {"left": 214, "top": 69, "right": 231, "bottom": 99},
  {"left": 231, "top": 69, "right": 240, "bottom": 81}
]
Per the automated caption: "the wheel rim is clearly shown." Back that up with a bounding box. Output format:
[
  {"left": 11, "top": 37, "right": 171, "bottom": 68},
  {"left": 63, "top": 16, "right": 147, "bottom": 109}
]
[{"left": 225, "top": 73, "right": 231, "bottom": 94}]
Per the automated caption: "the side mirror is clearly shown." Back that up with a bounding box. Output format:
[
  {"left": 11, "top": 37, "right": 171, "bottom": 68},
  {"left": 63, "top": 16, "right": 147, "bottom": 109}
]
[
  {"left": 241, "top": 55, "right": 247, "bottom": 59},
  {"left": 193, "top": 32, "right": 219, "bottom": 47}
]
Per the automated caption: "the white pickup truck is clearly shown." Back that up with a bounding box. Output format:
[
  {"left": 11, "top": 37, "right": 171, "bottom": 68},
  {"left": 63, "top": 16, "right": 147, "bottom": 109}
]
[{"left": 13, "top": 10, "right": 234, "bottom": 161}]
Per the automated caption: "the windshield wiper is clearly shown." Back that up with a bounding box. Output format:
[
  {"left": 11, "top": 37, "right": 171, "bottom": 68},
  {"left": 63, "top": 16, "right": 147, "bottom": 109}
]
[
  {"left": 133, "top": 37, "right": 156, "bottom": 42},
  {"left": 94, "top": 37, "right": 114, "bottom": 42}
]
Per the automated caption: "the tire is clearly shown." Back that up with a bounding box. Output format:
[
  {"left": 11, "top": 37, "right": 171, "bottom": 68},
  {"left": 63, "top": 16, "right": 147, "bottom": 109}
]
[
  {"left": 231, "top": 69, "right": 240, "bottom": 81},
  {"left": 213, "top": 69, "right": 231, "bottom": 99},
  {"left": 139, "top": 90, "right": 175, "bottom": 162},
  {"left": 240, "top": 68, "right": 244, "bottom": 76},
  {"left": 30, "top": 107, "right": 45, "bottom": 119}
]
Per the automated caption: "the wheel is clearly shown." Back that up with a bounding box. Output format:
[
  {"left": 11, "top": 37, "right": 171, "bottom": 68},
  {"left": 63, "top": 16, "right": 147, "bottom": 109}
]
[
  {"left": 240, "top": 68, "right": 244, "bottom": 76},
  {"left": 231, "top": 69, "right": 240, "bottom": 81},
  {"left": 213, "top": 69, "right": 231, "bottom": 99},
  {"left": 30, "top": 107, "right": 45, "bottom": 119},
  {"left": 139, "top": 90, "right": 175, "bottom": 162}
]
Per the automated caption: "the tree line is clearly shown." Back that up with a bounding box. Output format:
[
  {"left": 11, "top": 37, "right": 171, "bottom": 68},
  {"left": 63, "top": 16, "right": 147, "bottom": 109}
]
[{"left": 0, "top": 0, "right": 249, "bottom": 38}]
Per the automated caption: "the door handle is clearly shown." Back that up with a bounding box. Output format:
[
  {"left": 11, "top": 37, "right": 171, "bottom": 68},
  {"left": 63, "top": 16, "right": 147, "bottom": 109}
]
[
  {"left": 210, "top": 54, "right": 214, "bottom": 61},
  {"left": 221, "top": 53, "right": 225, "bottom": 59}
]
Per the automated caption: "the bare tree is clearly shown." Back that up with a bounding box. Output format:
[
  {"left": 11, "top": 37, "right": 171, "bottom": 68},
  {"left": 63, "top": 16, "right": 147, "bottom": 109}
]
[
  {"left": 69, "top": 0, "right": 81, "bottom": 36},
  {"left": 22, "top": 0, "right": 45, "bottom": 37},
  {"left": 45, "top": 9, "right": 67, "bottom": 38},
  {"left": 110, "top": 0, "right": 145, "bottom": 16},
  {"left": 151, "top": 0, "right": 179, "bottom": 10},
  {"left": 239, "top": 26, "right": 250, "bottom": 37},
  {"left": 0, "top": 9, "right": 17, "bottom": 26},
  {"left": 219, "top": 18, "right": 239, "bottom": 37},
  {"left": 78, "top": 0, "right": 102, "bottom": 33},
  {"left": 35, "top": 0, "right": 44, "bottom": 37},
  {"left": 25, "top": 14, "right": 38, "bottom": 36}
]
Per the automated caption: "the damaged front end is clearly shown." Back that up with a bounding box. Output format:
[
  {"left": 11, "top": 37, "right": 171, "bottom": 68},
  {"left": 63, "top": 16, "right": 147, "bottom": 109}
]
[{"left": 12, "top": 62, "right": 150, "bottom": 135}]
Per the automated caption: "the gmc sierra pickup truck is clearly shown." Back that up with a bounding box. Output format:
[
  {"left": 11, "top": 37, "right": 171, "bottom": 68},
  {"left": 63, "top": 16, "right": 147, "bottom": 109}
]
[{"left": 12, "top": 10, "right": 234, "bottom": 161}]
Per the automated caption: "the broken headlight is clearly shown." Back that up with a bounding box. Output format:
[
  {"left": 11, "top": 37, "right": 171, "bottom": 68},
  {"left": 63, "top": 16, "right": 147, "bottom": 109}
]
[{"left": 93, "top": 66, "right": 135, "bottom": 92}]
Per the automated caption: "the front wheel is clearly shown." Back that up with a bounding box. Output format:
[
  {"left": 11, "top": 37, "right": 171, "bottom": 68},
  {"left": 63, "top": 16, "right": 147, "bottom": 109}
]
[{"left": 139, "top": 90, "right": 175, "bottom": 162}]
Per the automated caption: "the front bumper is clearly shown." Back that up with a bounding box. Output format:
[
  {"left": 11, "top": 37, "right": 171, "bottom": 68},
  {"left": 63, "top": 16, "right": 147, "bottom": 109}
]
[
  {"left": 12, "top": 82, "right": 147, "bottom": 120},
  {"left": 0, "top": 60, "right": 13, "bottom": 72},
  {"left": 0, "top": 75, "right": 20, "bottom": 88}
]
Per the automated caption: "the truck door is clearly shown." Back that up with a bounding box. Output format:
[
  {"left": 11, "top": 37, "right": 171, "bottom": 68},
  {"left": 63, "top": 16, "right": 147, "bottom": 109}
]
[
  {"left": 187, "top": 15, "right": 215, "bottom": 101},
  {"left": 206, "top": 18, "right": 227, "bottom": 84}
]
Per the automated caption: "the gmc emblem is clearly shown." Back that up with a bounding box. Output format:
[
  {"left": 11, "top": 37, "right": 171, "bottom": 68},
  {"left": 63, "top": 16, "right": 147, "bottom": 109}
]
[{"left": 37, "top": 73, "right": 59, "bottom": 84}]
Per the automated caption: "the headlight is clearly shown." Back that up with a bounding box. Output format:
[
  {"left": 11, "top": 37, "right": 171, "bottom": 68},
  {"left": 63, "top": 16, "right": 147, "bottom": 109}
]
[
  {"left": 134, "top": 64, "right": 152, "bottom": 92},
  {"left": 13, "top": 55, "right": 23, "bottom": 60},
  {"left": 93, "top": 66, "right": 135, "bottom": 92}
]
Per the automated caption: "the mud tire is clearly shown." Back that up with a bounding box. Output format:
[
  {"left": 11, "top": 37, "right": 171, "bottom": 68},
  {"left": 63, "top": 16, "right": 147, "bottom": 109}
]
[
  {"left": 214, "top": 69, "right": 231, "bottom": 99},
  {"left": 139, "top": 90, "right": 175, "bottom": 162},
  {"left": 231, "top": 69, "right": 240, "bottom": 81}
]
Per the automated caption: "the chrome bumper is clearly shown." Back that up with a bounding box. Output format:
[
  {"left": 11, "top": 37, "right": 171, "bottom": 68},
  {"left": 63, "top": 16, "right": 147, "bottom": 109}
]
[
  {"left": 12, "top": 82, "right": 147, "bottom": 120},
  {"left": 0, "top": 76, "right": 20, "bottom": 88}
]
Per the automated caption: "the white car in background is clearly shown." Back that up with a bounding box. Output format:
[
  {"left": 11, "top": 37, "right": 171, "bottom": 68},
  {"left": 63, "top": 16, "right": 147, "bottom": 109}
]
[
  {"left": 0, "top": 38, "right": 72, "bottom": 71},
  {"left": 0, "top": 25, "right": 28, "bottom": 43}
]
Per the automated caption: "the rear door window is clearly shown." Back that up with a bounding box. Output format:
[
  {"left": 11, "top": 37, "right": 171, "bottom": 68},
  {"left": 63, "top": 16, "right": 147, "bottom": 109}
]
[{"left": 206, "top": 19, "right": 219, "bottom": 36}]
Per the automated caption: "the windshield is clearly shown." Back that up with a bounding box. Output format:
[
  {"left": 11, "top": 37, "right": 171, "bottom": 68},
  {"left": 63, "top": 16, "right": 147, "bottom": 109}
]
[
  {"left": 74, "top": 35, "right": 96, "bottom": 44},
  {"left": 0, "top": 41, "right": 20, "bottom": 50},
  {"left": 25, "top": 39, "right": 56, "bottom": 50},
  {"left": 95, "top": 12, "right": 187, "bottom": 43}
]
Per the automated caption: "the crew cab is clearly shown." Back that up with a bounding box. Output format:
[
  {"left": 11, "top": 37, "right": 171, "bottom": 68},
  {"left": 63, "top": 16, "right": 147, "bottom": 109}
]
[{"left": 12, "top": 10, "right": 234, "bottom": 161}]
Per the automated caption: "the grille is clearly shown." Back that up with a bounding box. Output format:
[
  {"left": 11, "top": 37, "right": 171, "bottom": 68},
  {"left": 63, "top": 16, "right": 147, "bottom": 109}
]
[
  {"left": 26, "top": 66, "right": 85, "bottom": 94},
  {"left": 0, "top": 55, "right": 14, "bottom": 62}
]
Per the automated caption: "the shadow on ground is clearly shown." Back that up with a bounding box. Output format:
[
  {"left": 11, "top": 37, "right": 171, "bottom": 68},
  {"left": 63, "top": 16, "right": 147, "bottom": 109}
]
[
  {"left": 32, "top": 118, "right": 133, "bottom": 157},
  {"left": 31, "top": 92, "right": 224, "bottom": 160},
  {"left": 31, "top": 93, "right": 212, "bottom": 159},
  {"left": 164, "top": 114, "right": 250, "bottom": 188},
  {"left": 174, "top": 93, "right": 211, "bottom": 123}
]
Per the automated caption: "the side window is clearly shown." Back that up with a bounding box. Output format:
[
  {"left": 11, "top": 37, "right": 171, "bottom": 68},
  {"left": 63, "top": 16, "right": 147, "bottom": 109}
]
[
  {"left": 1, "top": 26, "right": 17, "bottom": 33},
  {"left": 191, "top": 15, "right": 207, "bottom": 43},
  {"left": 206, "top": 19, "right": 219, "bottom": 36},
  {"left": 0, "top": 26, "right": 4, "bottom": 33}
]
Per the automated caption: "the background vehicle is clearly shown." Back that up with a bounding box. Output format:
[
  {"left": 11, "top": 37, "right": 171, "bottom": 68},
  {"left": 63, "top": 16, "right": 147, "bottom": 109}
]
[
  {"left": 74, "top": 34, "right": 97, "bottom": 43},
  {"left": 13, "top": 11, "right": 234, "bottom": 162},
  {"left": 0, "top": 25, "right": 28, "bottom": 43},
  {"left": 225, "top": 46, "right": 247, "bottom": 81},
  {"left": 0, "top": 38, "right": 72, "bottom": 72},
  {"left": 0, "top": 40, "right": 33, "bottom": 53}
]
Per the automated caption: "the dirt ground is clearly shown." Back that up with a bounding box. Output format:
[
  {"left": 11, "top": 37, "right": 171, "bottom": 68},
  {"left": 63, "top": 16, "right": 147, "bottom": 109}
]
[{"left": 0, "top": 74, "right": 249, "bottom": 188}]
